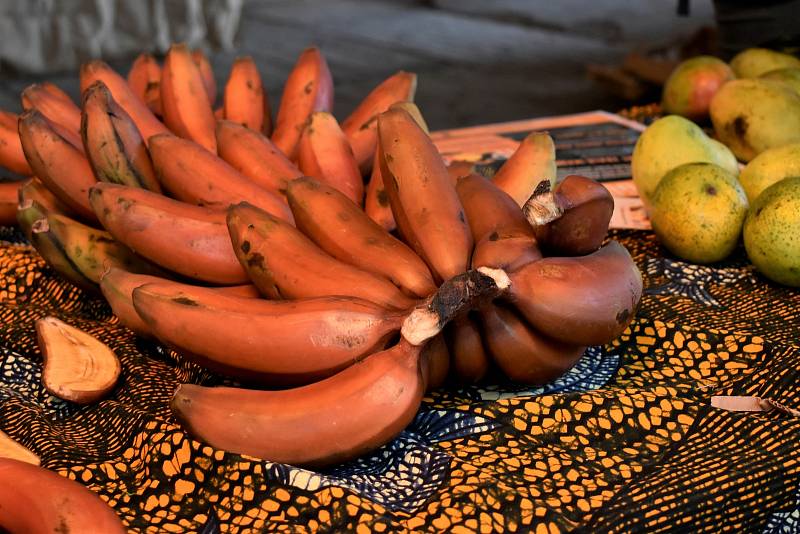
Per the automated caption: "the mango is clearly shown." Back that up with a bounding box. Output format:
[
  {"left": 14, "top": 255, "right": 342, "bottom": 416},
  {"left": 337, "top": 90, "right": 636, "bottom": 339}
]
[
  {"left": 760, "top": 67, "right": 800, "bottom": 95},
  {"left": 710, "top": 79, "right": 800, "bottom": 162},
  {"left": 738, "top": 142, "right": 800, "bottom": 203},
  {"left": 650, "top": 162, "right": 748, "bottom": 264},
  {"left": 743, "top": 176, "right": 800, "bottom": 286},
  {"left": 661, "top": 56, "right": 734, "bottom": 120},
  {"left": 631, "top": 115, "right": 739, "bottom": 212},
  {"left": 730, "top": 48, "right": 800, "bottom": 78}
]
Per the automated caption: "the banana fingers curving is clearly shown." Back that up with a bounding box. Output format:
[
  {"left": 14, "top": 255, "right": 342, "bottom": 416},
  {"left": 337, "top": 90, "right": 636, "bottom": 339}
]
[
  {"left": 89, "top": 183, "right": 248, "bottom": 284},
  {"left": 127, "top": 53, "right": 163, "bottom": 117},
  {"left": 492, "top": 132, "right": 557, "bottom": 207},
  {"left": 0, "top": 110, "right": 33, "bottom": 175},
  {"left": 286, "top": 177, "right": 436, "bottom": 298},
  {"left": 223, "top": 56, "right": 271, "bottom": 134},
  {"left": 81, "top": 81, "right": 161, "bottom": 192},
  {"left": 227, "top": 202, "right": 416, "bottom": 309}
]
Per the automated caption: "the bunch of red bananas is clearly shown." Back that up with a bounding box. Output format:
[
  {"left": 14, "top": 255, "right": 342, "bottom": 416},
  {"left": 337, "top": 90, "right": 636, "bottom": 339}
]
[{"left": 0, "top": 44, "right": 643, "bottom": 470}]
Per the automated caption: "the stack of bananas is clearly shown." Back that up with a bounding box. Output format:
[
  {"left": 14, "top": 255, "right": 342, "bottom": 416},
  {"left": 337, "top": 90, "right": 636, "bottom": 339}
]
[{"left": 0, "top": 44, "right": 643, "bottom": 468}]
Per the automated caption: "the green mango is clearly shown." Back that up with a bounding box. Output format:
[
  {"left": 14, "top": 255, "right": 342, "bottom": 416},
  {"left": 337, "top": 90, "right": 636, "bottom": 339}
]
[
  {"left": 744, "top": 176, "right": 800, "bottom": 286},
  {"left": 661, "top": 56, "right": 734, "bottom": 120},
  {"left": 730, "top": 48, "right": 800, "bottom": 78},
  {"left": 650, "top": 162, "right": 748, "bottom": 264},
  {"left": 760, "top": 67, "right": 800, "bottom": 95},
  {"left": 738, "top": 142, "right": 800, "bottom": 203},
  {"left": 710, "top": 79, "right": 800, "bottom": 162},
  {"left": 631, "top": 115, "right": 739, "bottom": 212}
]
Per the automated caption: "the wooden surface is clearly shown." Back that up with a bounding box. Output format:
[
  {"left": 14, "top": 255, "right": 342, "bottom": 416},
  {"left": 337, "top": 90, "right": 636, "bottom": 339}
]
[{"left": 0, "top": 0, "right": 713, "bottom": 131}]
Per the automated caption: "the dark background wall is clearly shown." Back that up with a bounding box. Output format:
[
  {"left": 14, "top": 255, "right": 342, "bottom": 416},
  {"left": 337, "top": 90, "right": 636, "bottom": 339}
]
[{"left": 0, "top": 0, "right": 719, "bottom": 130}]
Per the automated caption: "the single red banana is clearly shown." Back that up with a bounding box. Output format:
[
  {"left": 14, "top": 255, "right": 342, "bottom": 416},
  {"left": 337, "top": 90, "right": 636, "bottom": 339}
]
[
  {"left": 134, "top": 282, "right": 405, "bottom": 386},
  {"left": 446, "top": 314, "right": 490, "bottom": 383},
  {"left": 497, "top": 241, "right": 643, "bottom": 346},
  {"left": 161, "top": 43, "right": 217, "bottom": 152},
  {"left": 223, "top": 56, "right": 271, "bottom": 134},
  {"left": 88, "top": 183, "right": 248, "bottom": 284},
  {"left": 18, "top": 110, "right": 97, "bottom": 221},
  {"left": 81, "top": 81, "right": 161, "bottom": 192},
  {"left": 271, "top": 47, "right": 333, "bottom": 160},
  {"left": 378, "top": 107, "right": 472, "bottom": 282},
  {"left": 215, "top": 120, "right": 302, "bottom": 198},
  {"left": 127, "top": 53, "right": 163, "bottom": 116},
  {"left": 297, "top": 111, "right": 364, "bottom": 204},
  {"left": 171, "top": 339, "right": 425, "bottom": 467}
]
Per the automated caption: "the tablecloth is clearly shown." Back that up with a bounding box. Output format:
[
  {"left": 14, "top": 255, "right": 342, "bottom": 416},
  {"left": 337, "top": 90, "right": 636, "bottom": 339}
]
[{"left": 0, "top": 222, "right": 798, "bottom": 533}]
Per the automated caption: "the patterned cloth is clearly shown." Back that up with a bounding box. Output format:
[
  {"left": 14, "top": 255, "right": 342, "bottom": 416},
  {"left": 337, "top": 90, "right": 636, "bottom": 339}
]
[{"left": 0, "top": 224, "right": 798, "bottom": 533}]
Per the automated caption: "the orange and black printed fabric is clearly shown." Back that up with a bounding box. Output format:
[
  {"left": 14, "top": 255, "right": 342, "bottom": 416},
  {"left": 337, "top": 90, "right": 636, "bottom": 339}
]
[{"left": 0, "top": 224, "right": 798, "bottom": 533}]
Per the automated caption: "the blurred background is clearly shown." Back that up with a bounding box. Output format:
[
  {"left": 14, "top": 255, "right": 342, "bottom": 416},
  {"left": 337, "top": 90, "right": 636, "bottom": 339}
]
[{"left": 1, "top": 0, "right": 797, "bottom": 130}]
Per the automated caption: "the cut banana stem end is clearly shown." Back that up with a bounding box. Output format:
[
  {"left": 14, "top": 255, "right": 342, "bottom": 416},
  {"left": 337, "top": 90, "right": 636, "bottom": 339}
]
[{"left": 401, "top": 268, "right": 509, "bottom": 345}]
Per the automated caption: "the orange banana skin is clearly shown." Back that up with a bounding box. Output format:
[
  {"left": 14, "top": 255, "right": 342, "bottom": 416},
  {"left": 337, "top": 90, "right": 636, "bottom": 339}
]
[
  {"left": 422, "top": 333, "right": 450, "bottom": 391},
  {"left": 446, "top": 314, "right": 490, "bottom": 383},
  {"left": 134, "top": 283, "right": 405, "bottom": 385},
  {"left": 378, "top": 108, "right": 472, "bottom": 282},
  {"left": 525, "top": 174, "right": 614, "bottom": 256},
  {"left": 271, "top": 47, "right": 333, "bottom": 160},
  {"left": 504, "top": 241, "right": 643, "bottom": 346},
  {"left": 18, "top": 110, "right": 98, "bottom": 221},
  {"left": 227, "top": 202, "right": 417, "bottom": 310},
  {"left": 171, "top": 339, "right": 425, "bottom": 467},
  {"left": 81, "top": 82, "right": 161, "bottom": 192},
  {"left": 191, "top": 49, "right": 217, "bottom": 105},
  {"left": 161, "top": 44, "right": 217, "bottom": 152},
  {"left": 21, "top": 83, "right": 82, "bottom": 135},
  {"left": 480, "top": 303, "right": 585, "bottom": 385},
  {"left": 0, "top": 110, "right": 32, "bottom": 175},
  {"left": 0, "top": 181, "right": 21, "bottom": 225},
  {"left": 18, "top": 177, "right": 75, "bottom": 216},
  {"left": 148, "top": 133, "right": 294, "bottom": 223},
  {"left": 80, "top": 60, "right": 169, "bottom": 145},
  {"left": 287, "top": 177, "right": 436, "bottom": 298},
  {"left": 215, "top": 120, "right": 301, "bottom": 198},
  {"left": 341, "top": 71, "right": 417, "bottom": 173},
  {"left": 88, "top": 183, "right": 248, "bottom": 284},
  {"left": 456, "top": 173, "right": 542, "bottom": 271},
  {"left": 99, "top": 268, "right": 259, "bottom": 338},
  {"left": 223, "top": 56, "right": 270, "bottom": 134},
  {"left": 492, "top": 132, "right": 557, "bottom": 207},
  {"left": 127, "top": 53, "right": 162, "bottom": 116},
  {"left": 0, "top": 458, "right": 126, "bottom": 533},
  {"left": 298, "top": 112, "right": 364, "bottom": 204},
  {"left": 364, "top": 148, "right": 396, "bottom": 231}
]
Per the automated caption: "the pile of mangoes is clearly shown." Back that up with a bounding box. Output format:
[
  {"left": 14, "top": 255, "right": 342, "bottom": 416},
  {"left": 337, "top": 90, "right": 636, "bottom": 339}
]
[{"left": 632, "top": 47, "right": 800, "bottom": 287}]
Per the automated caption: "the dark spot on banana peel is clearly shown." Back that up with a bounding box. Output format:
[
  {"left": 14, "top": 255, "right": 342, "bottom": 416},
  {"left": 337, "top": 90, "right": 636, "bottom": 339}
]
[
  {"left": 303, "top": 81, "right": 313, "bottom": 94},
  {"left": 616, "top": 308, "right": 631, "bottom": 325},
  {"left": 146, "top": 81, "right": 159, "bottom": 91},
  {"left": 489, "top": 231, "right": 500, "bottom": 242},
  {"left": 458, "top": 211, "right": 466, "bottom": 223},
  {"left": 337, "top": 211, "right": 351, "bottom": 222},
  {"left": 240, "top": 240, "right": 250, "bottom": 253},
  {"left": 172, "top": 296, "right": 199, "bottom": 306},
  {"left": 247, "top": 252, "right": 266, "bottom": 269},
  {"left": 384, "top": 153, "right": 394, "bottom": 163},
  {"left": 377, "top": 189, "right": 390, "bottom": 207},
  {"left": 334, "top": 334, "right": 366, "bottom": 349},
  {"left": 360, "top": 115, "right": 378, "bottom": 131}
]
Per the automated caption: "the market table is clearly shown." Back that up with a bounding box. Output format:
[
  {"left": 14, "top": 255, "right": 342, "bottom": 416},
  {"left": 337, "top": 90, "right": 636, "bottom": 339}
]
[{"left": 0, "top": 111, "right": 798, "bottom": 533}]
